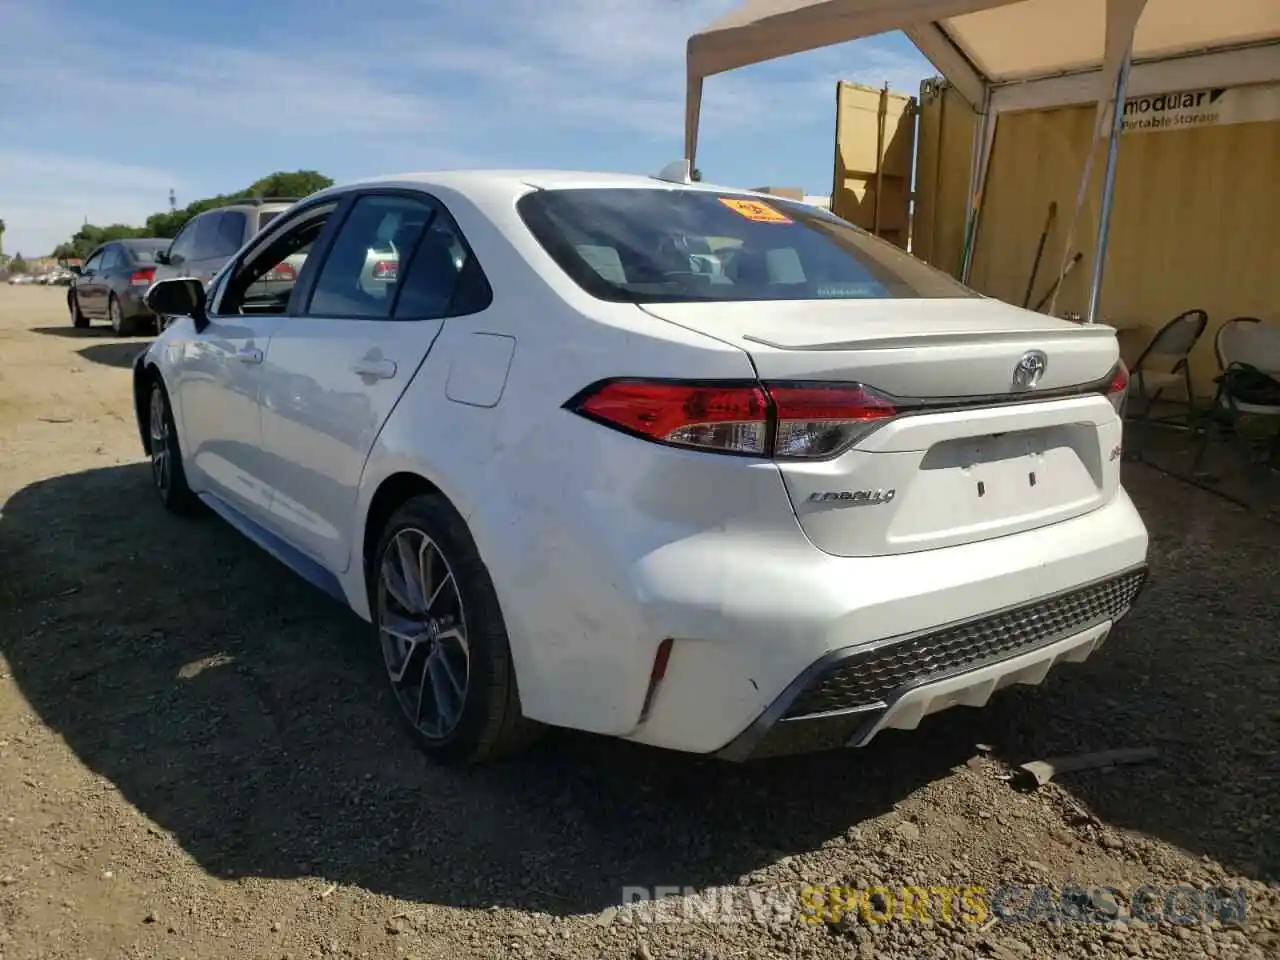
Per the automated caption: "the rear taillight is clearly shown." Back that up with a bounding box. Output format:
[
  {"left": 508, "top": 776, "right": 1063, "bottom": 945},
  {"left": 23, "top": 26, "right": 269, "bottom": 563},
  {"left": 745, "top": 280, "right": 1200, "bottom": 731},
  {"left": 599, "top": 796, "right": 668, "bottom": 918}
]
[
  {"left": 373, "top": 260, "right": 398, "bottom": 280},
  {"left": 129, "top": 268, "right": 155, "bottom": 287},
  {"left": 266, "top": 262, "right": 296, "bottom": 281},
  {"left": 575, "top": 381, "right": 770, "bottom": 455},
  {"left": 569, "top": 379, "right": 897, "bottom": 459},
  {"left": 1105, "top": 362, "right": 1129, "bottom": 415},
  {"left": 769, "top": 384, "right": 898, "bottom": 458}
]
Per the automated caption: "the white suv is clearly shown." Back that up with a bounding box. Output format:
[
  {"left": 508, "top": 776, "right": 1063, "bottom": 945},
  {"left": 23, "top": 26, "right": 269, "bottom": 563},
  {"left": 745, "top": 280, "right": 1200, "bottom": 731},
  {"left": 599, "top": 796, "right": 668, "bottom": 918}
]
[{"left": 133, "top": 169, "right": 1148, "bottom": 765}]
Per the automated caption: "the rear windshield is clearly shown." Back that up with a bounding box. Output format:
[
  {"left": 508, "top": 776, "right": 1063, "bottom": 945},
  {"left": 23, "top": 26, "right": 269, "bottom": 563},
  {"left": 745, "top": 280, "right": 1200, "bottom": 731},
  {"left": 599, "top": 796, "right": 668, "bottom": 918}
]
[
  {"left": 516, "top": 188, "right": 978, "bottom": 303},
  {"left": 128, "top": 246, "right": 165, "bottom": 263},
  {"left": 257, "top": 210, "right": 283, "bottom": 231}
]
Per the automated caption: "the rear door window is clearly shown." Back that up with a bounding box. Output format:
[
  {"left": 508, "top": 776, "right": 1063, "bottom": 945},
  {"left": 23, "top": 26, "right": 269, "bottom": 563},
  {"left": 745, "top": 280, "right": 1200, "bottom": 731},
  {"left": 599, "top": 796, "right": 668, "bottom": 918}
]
[
  {"left": 393, "top": 212, "right": 490, "bottom": 320},
  {"left": 306, "top": 194, "right": 434, "bottom": 319},
  {"left": 516, "top": 188, "right": 978, "bottom": 303},
  {"left": 213, "top": 211, "right": 247, "bottom": 258},
  {"left": 190, "top": 213, "right": 224, "bottom": 261}
]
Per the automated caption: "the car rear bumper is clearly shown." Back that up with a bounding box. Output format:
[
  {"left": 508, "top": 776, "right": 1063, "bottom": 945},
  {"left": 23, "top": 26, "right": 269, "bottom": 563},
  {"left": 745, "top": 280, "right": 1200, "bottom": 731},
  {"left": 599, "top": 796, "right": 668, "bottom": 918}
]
[
  {"left": 619, "top": 488, "right": 1149, "bottom": 757},
  {"left": 713, "top": 567, "right": 1144, "bottom": 761},
  {"left": 119, "top": 286, "right": 156, "bottom": 318}
]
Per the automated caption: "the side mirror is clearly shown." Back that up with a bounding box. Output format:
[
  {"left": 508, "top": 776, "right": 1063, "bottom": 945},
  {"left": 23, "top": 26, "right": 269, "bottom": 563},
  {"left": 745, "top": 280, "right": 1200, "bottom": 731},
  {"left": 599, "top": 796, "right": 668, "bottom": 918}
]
[
  {"left": 146, "top": 278, "right": 209, "bottom": 332},
  {"left": 155, "top": 251, "right": 171, "bottom": 265}
]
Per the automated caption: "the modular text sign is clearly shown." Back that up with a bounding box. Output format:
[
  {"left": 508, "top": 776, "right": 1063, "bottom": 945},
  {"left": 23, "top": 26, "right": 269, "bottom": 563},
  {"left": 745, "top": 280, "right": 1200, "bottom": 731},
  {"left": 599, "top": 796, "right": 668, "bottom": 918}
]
[{"left": 1121, "top": 83, "right": 1280, "bottom": 134}]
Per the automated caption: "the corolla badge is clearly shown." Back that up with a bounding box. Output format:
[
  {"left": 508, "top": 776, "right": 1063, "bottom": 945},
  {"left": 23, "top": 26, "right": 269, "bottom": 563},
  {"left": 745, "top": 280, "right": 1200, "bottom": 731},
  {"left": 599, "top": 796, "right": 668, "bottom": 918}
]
[
  {"left": 806, "top": 489, "right": 896, "bottom": 507},
  {"left": 1012, "top": 350, "right": 1049, "bottom": 389}
]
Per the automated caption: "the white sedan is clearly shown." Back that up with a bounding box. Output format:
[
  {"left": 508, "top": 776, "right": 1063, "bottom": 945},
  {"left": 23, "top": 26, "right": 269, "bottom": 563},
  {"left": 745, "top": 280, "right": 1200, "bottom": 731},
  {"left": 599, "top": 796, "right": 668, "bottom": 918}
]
[{"left": 133, "top": 167, "right": 1149, "bottom": 765}]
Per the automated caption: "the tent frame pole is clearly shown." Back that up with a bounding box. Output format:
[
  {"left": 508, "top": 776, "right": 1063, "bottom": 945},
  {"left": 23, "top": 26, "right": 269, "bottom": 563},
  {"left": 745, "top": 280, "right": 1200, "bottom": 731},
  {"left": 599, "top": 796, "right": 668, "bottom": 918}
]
[
  {"left": 1085, "top": 48, "right": 1134, "bottom": 324},
  {"left": 958, "top": 88, "right": 993, "bottom": 283}
]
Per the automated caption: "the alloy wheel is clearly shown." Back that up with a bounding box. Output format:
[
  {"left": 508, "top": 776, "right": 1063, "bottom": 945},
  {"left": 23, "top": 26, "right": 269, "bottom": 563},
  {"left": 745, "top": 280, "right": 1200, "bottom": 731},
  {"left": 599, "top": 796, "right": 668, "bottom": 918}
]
[
  {"left": 377, "top": 528, "right": 470, "bottom": 740},
  {"left": 149, "top": 388, "right": 170, "bottom": 496},
  {"left": 110, "top": 298, "right": 123, "bottom": 334}
]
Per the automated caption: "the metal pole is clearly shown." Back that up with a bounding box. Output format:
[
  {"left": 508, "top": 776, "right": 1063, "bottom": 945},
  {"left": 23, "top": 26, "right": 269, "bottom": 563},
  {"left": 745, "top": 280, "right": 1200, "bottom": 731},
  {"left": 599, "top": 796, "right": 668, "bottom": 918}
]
[
  {"left": 873, "top": 82, "right": 888, "bottom": 238},
  {"left": 1085, "top": 50, "right": 1133, "bottom": 324},
  {"left": 960, "top": 90, "right": 995, "bottom": 284}
]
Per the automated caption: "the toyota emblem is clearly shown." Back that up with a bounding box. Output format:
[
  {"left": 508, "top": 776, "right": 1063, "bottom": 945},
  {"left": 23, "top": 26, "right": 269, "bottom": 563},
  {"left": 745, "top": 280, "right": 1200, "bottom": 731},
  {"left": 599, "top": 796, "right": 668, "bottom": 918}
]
[{"left": 1012, "top": 350, "right": 1048, "bottom": 389}]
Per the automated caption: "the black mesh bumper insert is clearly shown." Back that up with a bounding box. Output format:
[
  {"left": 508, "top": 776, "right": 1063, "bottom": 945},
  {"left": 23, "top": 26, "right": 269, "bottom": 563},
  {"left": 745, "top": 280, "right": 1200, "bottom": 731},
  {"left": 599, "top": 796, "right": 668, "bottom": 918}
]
[{"left": 783, "top": 568, "right": 1147, "bottom": 720}]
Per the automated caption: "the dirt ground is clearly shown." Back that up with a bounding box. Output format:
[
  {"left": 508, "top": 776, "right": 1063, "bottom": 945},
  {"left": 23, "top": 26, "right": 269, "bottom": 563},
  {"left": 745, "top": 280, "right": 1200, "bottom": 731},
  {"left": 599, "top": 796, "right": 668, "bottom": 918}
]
[{"left": 0, "top": 283, "right": 1276, "bottom": 960}]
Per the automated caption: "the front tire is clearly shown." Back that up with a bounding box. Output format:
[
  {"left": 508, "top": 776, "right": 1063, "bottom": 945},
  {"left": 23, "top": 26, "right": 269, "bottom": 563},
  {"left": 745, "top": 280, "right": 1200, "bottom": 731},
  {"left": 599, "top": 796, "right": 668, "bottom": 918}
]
[
  {"left": 70, "top": 293, "right": 88, "bottom": 328},
  {"left": 372, "top": 494, "right": 537, "bottom": 765},
  {"left": 147, "top": 379, "right": 198, "bottom": 514}
]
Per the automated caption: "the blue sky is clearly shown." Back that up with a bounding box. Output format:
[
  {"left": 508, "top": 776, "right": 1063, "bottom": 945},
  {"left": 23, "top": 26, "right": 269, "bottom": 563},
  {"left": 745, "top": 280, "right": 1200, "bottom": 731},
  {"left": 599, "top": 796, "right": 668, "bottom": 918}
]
[{"left": 0, "top": 0, "right": 934, "bottom": 257}]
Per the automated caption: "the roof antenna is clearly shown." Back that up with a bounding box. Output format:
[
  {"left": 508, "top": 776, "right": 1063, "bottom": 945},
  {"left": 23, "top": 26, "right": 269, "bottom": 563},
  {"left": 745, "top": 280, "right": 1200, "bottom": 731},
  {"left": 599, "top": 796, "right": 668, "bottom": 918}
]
[{"left": 653, "top": 159, "right": 693, "bottom": 185}]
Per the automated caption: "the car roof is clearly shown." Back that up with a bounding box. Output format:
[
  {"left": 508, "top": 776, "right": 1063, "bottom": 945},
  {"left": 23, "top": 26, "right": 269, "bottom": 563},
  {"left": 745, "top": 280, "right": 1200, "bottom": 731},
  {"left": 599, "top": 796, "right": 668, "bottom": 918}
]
[
  {"left": 209, "top": 199, "right": 299, "bottom": 213},
  {"left": 120, "top": 237, "right": 169, "bottom": 247},
  {"left": 311, "top": 169, "right": 781, "bottom": 205}
]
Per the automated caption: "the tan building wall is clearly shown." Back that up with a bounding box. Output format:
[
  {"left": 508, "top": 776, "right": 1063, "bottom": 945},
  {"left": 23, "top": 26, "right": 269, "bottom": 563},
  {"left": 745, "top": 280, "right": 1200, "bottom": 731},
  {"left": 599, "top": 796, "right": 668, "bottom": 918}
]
[
  {"left": 831, "top": 82, "right": 916, "bottom": 249},
  {"left": 914, "top": 80, "right": 1280, "bottom": 398}
]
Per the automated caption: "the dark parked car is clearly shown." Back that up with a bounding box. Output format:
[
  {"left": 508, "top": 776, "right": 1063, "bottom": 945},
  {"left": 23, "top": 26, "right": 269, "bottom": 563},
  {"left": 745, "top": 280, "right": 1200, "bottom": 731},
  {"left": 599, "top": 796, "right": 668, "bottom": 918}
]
[{"left": 68, "top": 239, "right": 170, "bottom": 335}]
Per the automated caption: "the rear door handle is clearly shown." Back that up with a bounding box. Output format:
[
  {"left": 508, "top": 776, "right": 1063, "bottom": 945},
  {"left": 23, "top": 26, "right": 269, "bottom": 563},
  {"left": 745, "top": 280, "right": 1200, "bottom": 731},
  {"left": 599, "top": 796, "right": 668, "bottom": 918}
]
[
  {"left": 237, "top": 347, "right": 264, "bottom": 365},
  {"left": 351, "top": 358, "right": 397, "bottom": 380}
]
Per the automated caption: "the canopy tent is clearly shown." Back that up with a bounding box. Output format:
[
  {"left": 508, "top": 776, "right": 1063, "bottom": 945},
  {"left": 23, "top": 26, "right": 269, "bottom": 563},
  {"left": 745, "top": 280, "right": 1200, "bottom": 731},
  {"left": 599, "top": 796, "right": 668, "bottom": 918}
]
[{"left": 685, "top": 0, "right": 1280, "bottom": 321}]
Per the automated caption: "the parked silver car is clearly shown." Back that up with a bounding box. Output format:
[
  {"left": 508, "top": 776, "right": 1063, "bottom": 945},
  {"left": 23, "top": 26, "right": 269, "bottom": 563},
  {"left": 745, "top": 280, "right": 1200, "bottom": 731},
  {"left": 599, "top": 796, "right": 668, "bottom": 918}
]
[
  {"left": 153, "top": 198, "right": 299, "bottom": 289},
  {"left": 152, "top": 198, "right": 302, "bottom": 328}
]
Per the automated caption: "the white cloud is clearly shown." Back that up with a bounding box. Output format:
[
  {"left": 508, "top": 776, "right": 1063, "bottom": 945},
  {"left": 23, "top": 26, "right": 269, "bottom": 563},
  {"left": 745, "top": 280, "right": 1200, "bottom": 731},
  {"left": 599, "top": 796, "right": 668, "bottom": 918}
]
[
  {"left": 0, "top": 1, "right": 462, "bottom": 255},
  {"left": 0, "top": 0, "right": 933, "bottom": 253},
  {"left": 0, "top": 152, "right": 188, "bottom": 257},
  {"left": 0, "top": 4, "right": 447, "bottom": 141},
  {"left": 387, "top": 0, "right": 930, "bottom": 144}
]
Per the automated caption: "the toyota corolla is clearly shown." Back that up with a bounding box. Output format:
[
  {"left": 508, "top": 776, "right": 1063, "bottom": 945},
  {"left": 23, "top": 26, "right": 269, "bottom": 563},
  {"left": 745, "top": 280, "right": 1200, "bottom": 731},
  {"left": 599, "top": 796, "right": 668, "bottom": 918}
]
[{"left": 133, "top": 166, "right": 1148, "bottom": 765}]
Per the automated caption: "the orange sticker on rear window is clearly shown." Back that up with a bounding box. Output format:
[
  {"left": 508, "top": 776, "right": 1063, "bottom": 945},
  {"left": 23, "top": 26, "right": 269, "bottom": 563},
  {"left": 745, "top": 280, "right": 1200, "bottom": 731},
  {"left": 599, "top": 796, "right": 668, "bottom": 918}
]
[{"left": 718, "top": 197, "right": 793, "bottom": 223}]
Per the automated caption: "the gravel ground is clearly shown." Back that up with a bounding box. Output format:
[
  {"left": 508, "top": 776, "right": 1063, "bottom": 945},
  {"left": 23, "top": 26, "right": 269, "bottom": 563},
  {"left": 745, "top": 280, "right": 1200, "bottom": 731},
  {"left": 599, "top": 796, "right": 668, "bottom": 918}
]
[{"left": 0, "top": 284, "right": 1276, "bottom": 960}]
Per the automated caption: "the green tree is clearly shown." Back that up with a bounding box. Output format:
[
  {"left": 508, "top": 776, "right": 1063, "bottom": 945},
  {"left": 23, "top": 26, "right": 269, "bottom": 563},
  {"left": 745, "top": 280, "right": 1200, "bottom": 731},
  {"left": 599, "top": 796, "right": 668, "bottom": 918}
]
[
  {"left": 10, "top": 254, "right": 29, "bottom": 274},
  {"left": 49, "top": 223, "right": 147, "bottom": 261},
  {"left": 52, "top": 170, "right": 337, "bottom": 253},
  {"left": 0, "top": 218, "right": 6, "bottom": 259},
  {"left": 247, "top": 170, "right": 332, "bottom": 198},
  {"left": 141, "top": 169, "right": 334, "bottom": 239}
]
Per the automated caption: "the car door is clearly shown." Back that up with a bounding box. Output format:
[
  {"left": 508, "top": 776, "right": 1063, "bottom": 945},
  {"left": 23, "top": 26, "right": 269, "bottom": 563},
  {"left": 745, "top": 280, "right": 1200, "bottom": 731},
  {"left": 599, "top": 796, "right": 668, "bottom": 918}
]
[
  {"left": 173, "top": 201, "right": 341, "bottom": 526},
  {"left": 256, "top": 191, "right": 488, "bottom": 572},
  {"left": 77, "top": 247, "right": 111, "bottom": 317},
  {"left": 98, "top": 244, "right": 130, "bottom": 307}
]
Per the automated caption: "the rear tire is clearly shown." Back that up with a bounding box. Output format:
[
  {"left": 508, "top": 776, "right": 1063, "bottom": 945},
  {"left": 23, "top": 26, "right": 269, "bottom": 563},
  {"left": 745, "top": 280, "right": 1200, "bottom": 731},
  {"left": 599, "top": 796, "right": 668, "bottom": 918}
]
[
  {"left": 147, "top": 378, "right": 198, "bottom": 514},
  {"left": 70, "top": 293, "right": 88, "bottom": 328},
  {"left": 109, "top": 294, "right": 138, "bottom": 336},
  {"left": 371, "top": 494, "right": 539, "bottom": 765}
]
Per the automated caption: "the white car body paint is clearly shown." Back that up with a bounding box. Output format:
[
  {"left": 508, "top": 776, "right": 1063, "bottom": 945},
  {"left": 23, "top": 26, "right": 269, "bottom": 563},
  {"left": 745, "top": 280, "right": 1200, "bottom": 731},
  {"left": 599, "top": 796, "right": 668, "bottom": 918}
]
[
  {"left": 444, "top": 333, "right": 517, "bottom": 408},
  {"left": 136, "top": 169, "right": 1149, "bottom": 759}
]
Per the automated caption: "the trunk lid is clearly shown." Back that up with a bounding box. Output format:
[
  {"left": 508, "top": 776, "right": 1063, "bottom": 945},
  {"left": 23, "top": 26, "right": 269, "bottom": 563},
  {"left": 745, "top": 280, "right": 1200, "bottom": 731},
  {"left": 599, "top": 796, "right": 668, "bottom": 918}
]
[{"left": 640, "top": 298, "right": 1124, "bottom": 557}]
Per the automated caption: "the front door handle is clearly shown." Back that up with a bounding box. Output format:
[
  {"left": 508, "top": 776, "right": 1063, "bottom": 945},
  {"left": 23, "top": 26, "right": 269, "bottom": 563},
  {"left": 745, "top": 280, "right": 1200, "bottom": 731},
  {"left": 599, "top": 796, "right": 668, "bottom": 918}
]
[
  {"left": 237, "top": 347, "right": 264, "bottom": 365},
  {"left": 351, "top": 358, "right": 397, "bottom": 380}
]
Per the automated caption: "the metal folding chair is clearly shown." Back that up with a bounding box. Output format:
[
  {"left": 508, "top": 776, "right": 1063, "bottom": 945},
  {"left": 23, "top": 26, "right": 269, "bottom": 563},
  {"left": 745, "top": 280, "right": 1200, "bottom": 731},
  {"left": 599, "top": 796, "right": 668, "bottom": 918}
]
[
  {"left": 1193, "top": 317, "right": 1280, "bottom": 483},
  {"left": 1127, "top": 308, "right": 1208, "bottom": 430}
]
